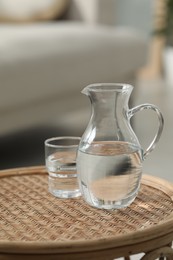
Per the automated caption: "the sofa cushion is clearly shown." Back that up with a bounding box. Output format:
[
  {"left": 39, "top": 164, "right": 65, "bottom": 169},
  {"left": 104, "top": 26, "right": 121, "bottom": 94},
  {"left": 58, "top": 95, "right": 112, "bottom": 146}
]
[
  {"left": 0, "top": 22, "right": 147, "bottom": 112},
  {"left": 0, "top": 0, "right": 69, "bottom": 22}
]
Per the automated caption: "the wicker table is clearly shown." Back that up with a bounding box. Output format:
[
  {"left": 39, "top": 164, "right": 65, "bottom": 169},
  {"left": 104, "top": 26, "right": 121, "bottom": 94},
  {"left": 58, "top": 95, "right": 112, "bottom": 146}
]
[{"left": 0, "top": 166, "right": 173, "bottom": 260}]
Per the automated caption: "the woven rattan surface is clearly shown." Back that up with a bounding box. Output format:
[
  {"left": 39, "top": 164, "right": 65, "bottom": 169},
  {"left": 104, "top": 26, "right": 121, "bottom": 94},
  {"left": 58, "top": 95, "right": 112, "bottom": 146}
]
[{"left": 0, "top": 166, "right": 173, "bottom": 255}]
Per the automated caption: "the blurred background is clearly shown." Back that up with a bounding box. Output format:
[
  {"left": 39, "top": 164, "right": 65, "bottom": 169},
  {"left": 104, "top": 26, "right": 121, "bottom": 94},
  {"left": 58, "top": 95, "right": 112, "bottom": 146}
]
[{"left": 0, "top": 0, "right": 172, "bottom": 187}]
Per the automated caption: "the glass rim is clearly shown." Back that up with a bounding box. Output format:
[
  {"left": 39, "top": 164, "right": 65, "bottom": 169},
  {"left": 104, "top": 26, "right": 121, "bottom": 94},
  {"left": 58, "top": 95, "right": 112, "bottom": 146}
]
[{"left": 44, "top": 136, "right": 81, "bottom": 148}]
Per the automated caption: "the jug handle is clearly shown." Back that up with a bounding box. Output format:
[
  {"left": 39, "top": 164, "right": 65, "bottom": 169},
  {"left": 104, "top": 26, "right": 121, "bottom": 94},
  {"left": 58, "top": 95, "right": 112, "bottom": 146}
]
[{"left": 128, "top": 104, "right": 164, "bottom": 160}]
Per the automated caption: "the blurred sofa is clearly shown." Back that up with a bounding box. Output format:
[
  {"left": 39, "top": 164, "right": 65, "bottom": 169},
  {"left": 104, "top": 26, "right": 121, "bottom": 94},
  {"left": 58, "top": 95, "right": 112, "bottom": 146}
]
[{"left": 0, "top": 0, "right": 148, "bottom": 136}]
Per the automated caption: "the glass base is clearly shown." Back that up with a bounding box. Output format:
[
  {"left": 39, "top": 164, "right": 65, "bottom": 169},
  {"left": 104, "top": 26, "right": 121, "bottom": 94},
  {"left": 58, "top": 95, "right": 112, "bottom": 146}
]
[
  {"left": 49, "top": 188, "right": 81, "bottom": 198},
  {"left": 48, "top": 175, "right": 81, "bottom": 198}
]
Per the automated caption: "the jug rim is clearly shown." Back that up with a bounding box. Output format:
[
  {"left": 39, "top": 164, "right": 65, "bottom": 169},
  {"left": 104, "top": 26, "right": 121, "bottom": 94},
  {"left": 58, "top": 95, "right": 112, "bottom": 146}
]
[{"left": 82, "top": 83, "right": 133, "bottom": 93}]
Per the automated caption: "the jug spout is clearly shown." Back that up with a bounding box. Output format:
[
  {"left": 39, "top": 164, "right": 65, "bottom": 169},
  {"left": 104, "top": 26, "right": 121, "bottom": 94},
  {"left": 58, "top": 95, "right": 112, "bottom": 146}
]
[{"left": 81, "top": 86, "right": 89, "bottom": 96}]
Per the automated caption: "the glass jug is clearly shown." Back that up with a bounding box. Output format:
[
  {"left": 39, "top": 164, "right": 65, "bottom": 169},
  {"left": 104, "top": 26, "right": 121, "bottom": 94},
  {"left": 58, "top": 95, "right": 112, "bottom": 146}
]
[{"left": 77, "top": 83, "right": 164, "bottom": 210}]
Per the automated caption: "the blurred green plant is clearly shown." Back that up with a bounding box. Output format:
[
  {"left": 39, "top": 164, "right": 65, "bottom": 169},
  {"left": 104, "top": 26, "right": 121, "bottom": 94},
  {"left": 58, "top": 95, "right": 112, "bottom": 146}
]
[{"left": 156, "top": 0, "right": 173, "bottom": 46}]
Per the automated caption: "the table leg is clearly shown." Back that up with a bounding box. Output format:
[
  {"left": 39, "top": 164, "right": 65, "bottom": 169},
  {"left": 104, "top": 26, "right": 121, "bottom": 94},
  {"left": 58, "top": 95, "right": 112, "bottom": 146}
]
[{"left": 140, "top": 246, "right": 173, "bottom": 260}]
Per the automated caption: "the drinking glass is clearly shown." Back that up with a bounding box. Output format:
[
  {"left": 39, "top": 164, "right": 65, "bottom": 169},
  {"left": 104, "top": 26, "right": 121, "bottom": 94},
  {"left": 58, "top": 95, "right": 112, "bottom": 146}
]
[{"left": 45, "top": 136, "right": 81, "bottom": 198}]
